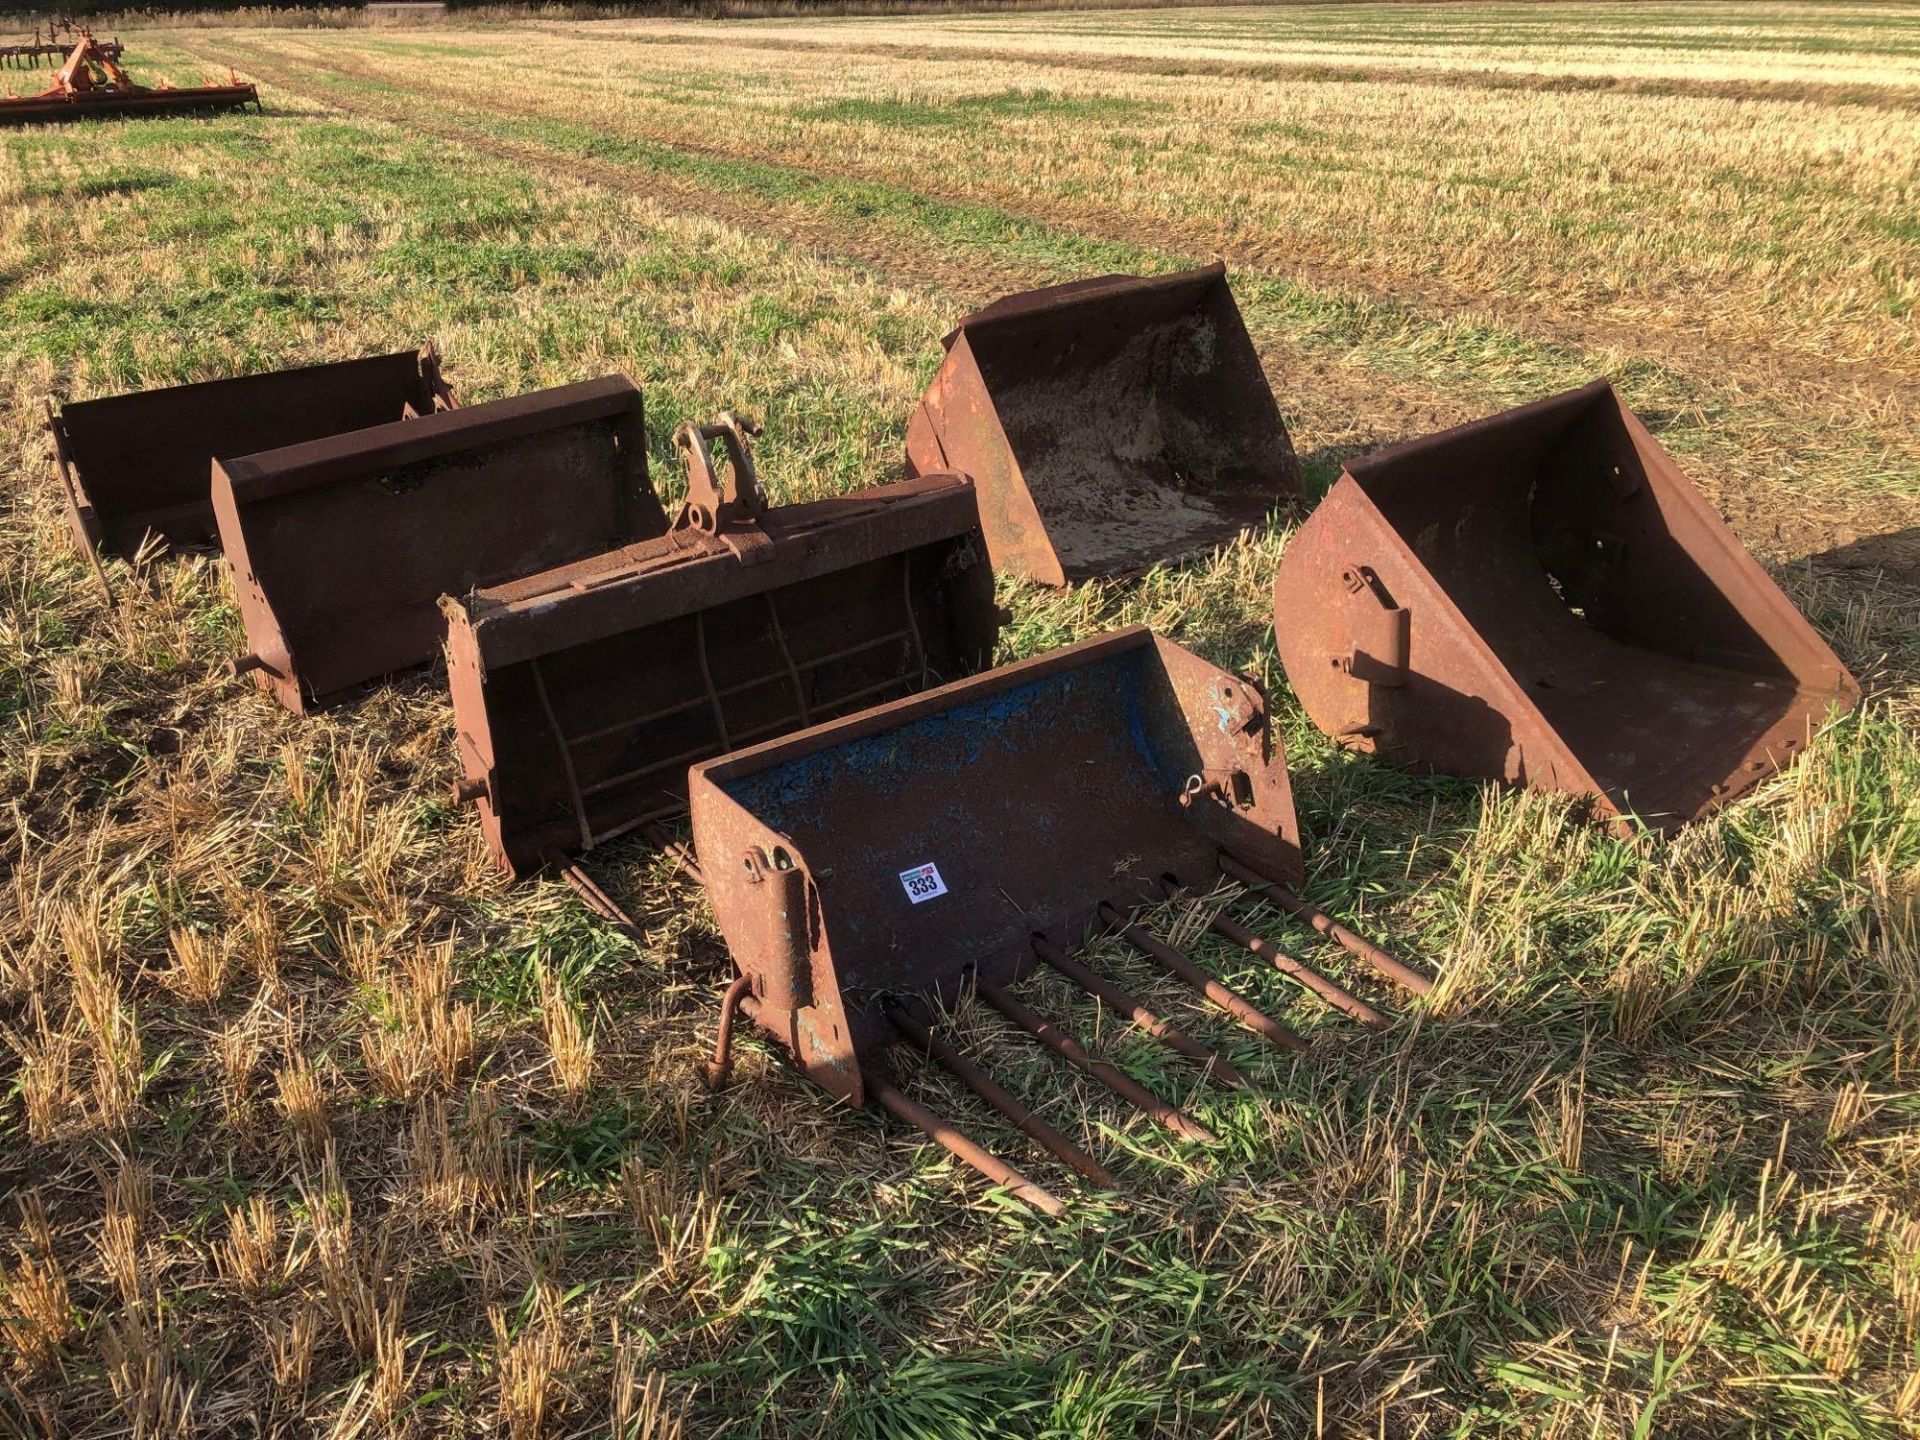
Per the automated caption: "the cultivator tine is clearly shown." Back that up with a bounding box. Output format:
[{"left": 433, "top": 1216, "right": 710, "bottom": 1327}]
[
  {"left": 1219, "top": 853, "right": 1432, "bottom": 994},
  {"left": 1096, "top": 903, "right": 1307, "bottom": 1054},
  {"left": 1029, "top": 937, "right": 1248, "bottom": 1089},
  {"left": 887, "top": 1004, "right": 1115, "bottom": 1188},
  {"left": 1191, "top": 903, "right": 1386, "bottom": 1030},
  {"left": 869, "top": 1077, "right": 1067, "bottom": 1218},
  {"left": 975, "top": 977, "right": 1217, "bottom": 1145}
]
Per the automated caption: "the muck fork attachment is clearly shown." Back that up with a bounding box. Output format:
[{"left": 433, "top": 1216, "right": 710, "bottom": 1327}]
[{"left": 691, "top": 627, "right": 1430, "bottom": 1213}]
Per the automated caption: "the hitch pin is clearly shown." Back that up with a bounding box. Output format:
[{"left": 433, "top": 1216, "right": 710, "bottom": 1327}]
[{"left": 1097, "top": 903, "right": 1307, "bottom": 1053}]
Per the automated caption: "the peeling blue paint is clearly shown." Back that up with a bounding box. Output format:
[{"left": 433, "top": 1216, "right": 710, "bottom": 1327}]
[{"left": 721, "top": 650, "right": 1172, "bottom": 828}]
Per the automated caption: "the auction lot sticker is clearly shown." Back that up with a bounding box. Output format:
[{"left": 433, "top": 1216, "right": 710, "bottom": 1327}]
[{"left": 899, "top": 862, "right": 949, "bottom": 904}]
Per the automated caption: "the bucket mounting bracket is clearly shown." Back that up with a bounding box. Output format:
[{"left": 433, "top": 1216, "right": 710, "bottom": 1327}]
[{"left": 675, "top": 413, "right": 772, "bottom": 563}]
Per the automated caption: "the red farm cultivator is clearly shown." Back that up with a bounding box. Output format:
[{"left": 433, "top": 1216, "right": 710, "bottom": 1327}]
[
  {"left": 1, "top": 33, "right": 256, "bottom": 126},
  {"left": 1, "top": 22, "right": 120, "bottom": 70}
]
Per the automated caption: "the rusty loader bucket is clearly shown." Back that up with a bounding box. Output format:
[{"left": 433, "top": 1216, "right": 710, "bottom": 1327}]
[
  {"left": 689, "top": 626, "right": 1430, "bottom": 1213},
  {"left": 905, "top": 263, "right": 1303, "bottom": 585},
  {"left": 445, "top": 415, "right": 1001, "bottom": 877},
  {"left": 1273, "top": 380, "right": 1860, "bottom": 831},
  {"left": 215, "top": 375, "right": 668, "bottom": 714},
  {"left": 49, "top": 346, "right": 453, "bottom": 560}
]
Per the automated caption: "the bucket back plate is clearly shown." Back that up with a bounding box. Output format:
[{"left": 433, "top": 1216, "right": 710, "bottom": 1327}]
[
  {"left": 214, "top": 375, "right": 666, "bottom": 714},
  {"left": 906, "top": 264, "right": 1303, "bottom": 585},
  {"left": 52, "top": 348, "right": 450, "bottom": 557},
  {"left": 689, "top": 627, "right": 1301, "bottom": 1105},
  {"left": 446, "top": 473, "right": 1000, "bottom": 876},
  {"left": 1273, "top": 379, "right": 1859, "bottom": 830}
]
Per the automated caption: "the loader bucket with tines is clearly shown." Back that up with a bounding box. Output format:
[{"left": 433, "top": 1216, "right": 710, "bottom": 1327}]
[
  {"left": 215, "top": 375, "right": 667, "bottom": 714},
  {"left": 1273, "top": 380, "right": 1860, "bottom": 832},
  {"left": 689, "top": 627, "right": 1430, "bottom": 1215},
  {"left": 905, "top": 264, "right": 1303, "bottom": 585},
  {"left": 49, "top": 346, "right": 454, "bottom": 561},
  {"left": 444, "top": 414, "right": 1002, "bottom": 877}
]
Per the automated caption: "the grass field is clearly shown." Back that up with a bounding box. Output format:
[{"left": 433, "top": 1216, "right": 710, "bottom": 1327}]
[{"left": 3, "top": 3, "right": 1919, "bottom": 1435}]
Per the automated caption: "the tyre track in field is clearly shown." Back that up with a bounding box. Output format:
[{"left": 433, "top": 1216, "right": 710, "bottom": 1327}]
[
  {"left": 256, "top": 31, "right": 1920, "bottom": 425},
  {"left": 192, "top": 40, "right": 1485, "bottom": 453},
  {"left": 554, "top": 27, "right": 1920, "bottom": 114},
  {"left": 202, "top": 41, "right": 1920, "bottom": 575}
]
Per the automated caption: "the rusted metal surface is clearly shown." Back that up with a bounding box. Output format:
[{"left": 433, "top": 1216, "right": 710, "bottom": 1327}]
[
  {"left": 216, "top": 375, "right": 666, "bottom": 714},
  {"left": 444, "top": 419, "right": 999, "bottom": 877},
  {"left": 905, "top": 263, "right": 1303, "bottom": 585},
  {"left": 1, "top": 34, "right": 256, "bottom": 125},
  {"left": 1273, "top": 380, "right": 1860, "bottom": 832},
  {"left": 49, "top": 347, "right": 452, "bottom": 561},
  {"left": 689, "top": 626, "right": 1430, "bottom": 1211}
]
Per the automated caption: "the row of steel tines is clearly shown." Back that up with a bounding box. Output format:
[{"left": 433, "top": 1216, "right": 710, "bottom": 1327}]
[{"left": 862, "top": 852, "right": 1433, "bottom": 1215}]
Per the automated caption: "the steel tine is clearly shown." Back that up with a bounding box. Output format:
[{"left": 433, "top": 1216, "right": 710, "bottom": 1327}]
[
  {"left": 556, "top": 860, "right": 644, "bottom": 942},
  {"left": 1199, "top": 908, "right": 1386, "bottom": 1031},
  {"left": 644, "top": 828, "right": 705, "bottom": 887},
  {"left": 887, "top": 1004, "right": 1116, "bottom": 1188},
  {"left": 1030, "top": 937, "right": 1249, "bottom": 1089},
  {"left": 1218, "top": 852, "right": 1432, "bottom": 994},
  {"left": 975, "top": 977, "right": 1218, "bottom": 1145},
  {"left": 1097, "top": 902, "right": 1308, "bottom": 1054},
  {"left": 868, "top": 1077, "right": 1066, "bottom": 1217}
]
